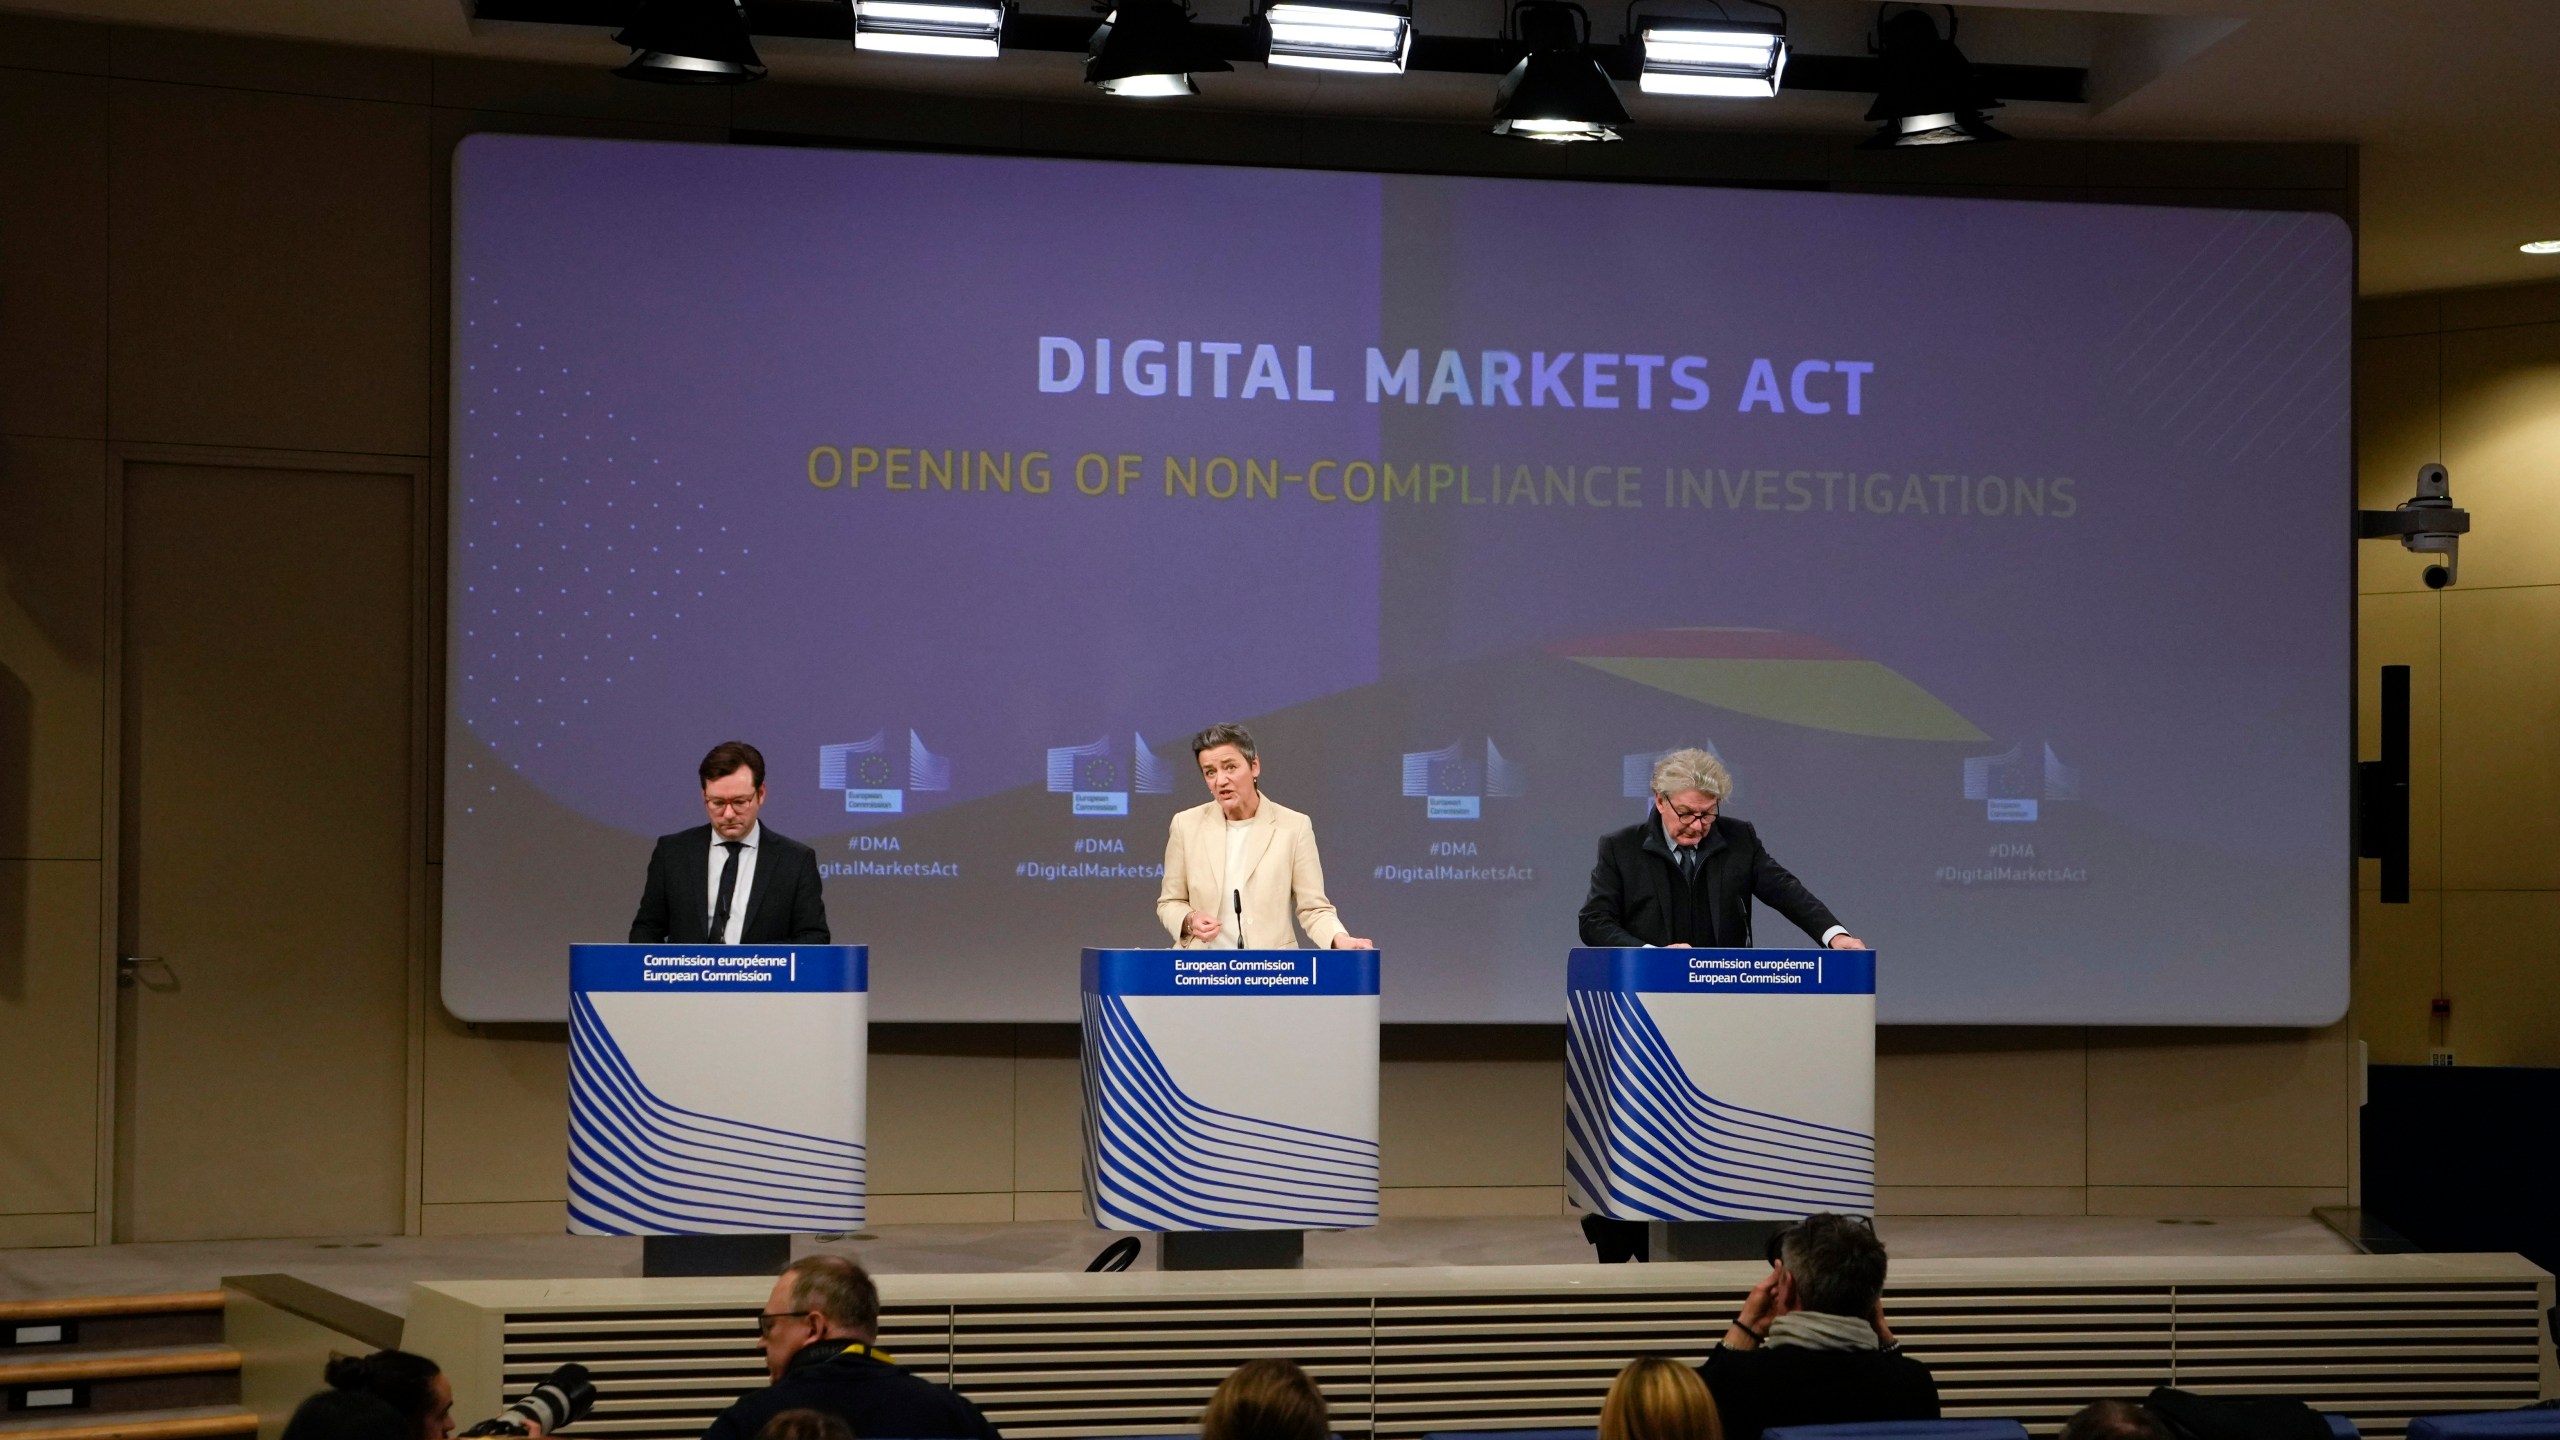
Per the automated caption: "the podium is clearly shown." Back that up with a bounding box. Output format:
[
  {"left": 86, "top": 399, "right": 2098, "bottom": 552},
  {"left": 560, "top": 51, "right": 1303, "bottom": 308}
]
[
  {"left": 567, "top": 943, "right": 867, "bottom": 1270},
  {"left": 1565, "top": 947, "right": 1874, "bottom": 1258},
  {"left": 1080, "top": 947, "right": 1379, "bottom": 1268}
]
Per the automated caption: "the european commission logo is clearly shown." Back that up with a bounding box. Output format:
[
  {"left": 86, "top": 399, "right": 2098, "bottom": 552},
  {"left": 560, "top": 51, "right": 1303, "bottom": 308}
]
[
  {"left": 1048, "top": 733, "right": 1180, "bottom": 816},
  {"left": 1963, "top": 740, "right": 2079, "bottom": 822},
  {"left": 819, "top": 731, "right": 952, "bottom": 814},
  {"left": 1402, "top": 739, "right": 1525, "bottom": 820}
]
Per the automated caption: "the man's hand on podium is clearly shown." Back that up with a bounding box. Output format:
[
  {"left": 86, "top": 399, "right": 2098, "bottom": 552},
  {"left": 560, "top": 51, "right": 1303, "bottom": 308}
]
[
  {"left": 1332, "top": 934, "right": 1375, "bottom": 950},
  {"left": 1829, "top": 934, "right": 1869, "bottom": 950}
]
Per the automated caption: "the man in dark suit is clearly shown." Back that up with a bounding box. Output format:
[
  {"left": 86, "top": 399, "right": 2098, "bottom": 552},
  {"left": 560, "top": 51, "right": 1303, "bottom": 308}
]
[
  {"left": 703, "top": 1255, "right": 1000, "bottom": 1440},
  {"left": 630, "top": 740, "right": 831, "bottom": 945},
  {"left": 1577, "top": 747, "right": 1862, "bottom": 1262},
  {"left": 1579, "top": 746, "right": 1863, "bottom": 952}
]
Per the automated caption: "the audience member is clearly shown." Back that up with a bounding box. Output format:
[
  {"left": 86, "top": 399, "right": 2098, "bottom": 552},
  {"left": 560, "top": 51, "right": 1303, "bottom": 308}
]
[
  {"left": 2062, "top": 1400, "right": 2174, "bottom": 1440},
  {"left": 754, "top": 1409, "right": 857, "bottom": 1440},
  {"left": 1600, "top": 1355, "right": 1723, "bottom": 1440},
  {"left": 285, "top": 1388, "right": 415, "bottom": 1440},
  {"left": 325, "top": 1350, "right": 456, "bottom": 1440},
  {"left": 1200, "top": 1360, "right": 1329, "bottom": 1440},
  {"left": 702, "top": 1255, "right": 1002, "bottom": 1440},
  {"left": 1696, "top": 1214, "right": 1939, "bottom": 1440}
]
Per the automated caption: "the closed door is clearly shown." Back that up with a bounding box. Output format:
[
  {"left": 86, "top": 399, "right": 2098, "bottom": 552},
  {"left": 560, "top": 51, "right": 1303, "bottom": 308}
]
[{"left": 116, "top": 461, "right": 413, "bottom": 1240}]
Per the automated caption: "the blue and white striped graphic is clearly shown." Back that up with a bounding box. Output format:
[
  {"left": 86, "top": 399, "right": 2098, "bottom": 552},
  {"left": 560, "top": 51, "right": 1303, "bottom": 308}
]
[
  {"left": 1081, "top": 991, "right": 1379, "bottom": 1231},
  {"left": 1566, "top": 950, "right": 1873, "bottom": 1222},
  {"left": 566, "top": 946, "right": 866, "bottom": 1236}
]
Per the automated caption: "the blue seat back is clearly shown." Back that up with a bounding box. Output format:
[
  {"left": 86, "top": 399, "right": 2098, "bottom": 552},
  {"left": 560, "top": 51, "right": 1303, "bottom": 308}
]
[
  {"left": 2410, "top": 1413, "right": 2560, "bottom": 1440},
  {"left": 1421, "top": 1430, "right": 1597, "bottom": 1440},
  {"left": 2325, "top": 1415, "right": 2360, "bottom": 1439},
  {"left": 1771, "top": 1414, "right": 2027, "bottom": 1424}
]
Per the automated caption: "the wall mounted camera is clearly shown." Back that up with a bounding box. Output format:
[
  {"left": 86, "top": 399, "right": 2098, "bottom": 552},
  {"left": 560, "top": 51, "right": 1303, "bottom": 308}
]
[{"left": 2357, "top": 462, "right": 2470, "bottom": 588}]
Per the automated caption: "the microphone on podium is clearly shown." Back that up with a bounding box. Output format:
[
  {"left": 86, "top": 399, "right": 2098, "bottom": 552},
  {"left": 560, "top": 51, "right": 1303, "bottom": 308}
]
[{"left": 1233, "top": 889, "right": 1246, "bottom": 950}]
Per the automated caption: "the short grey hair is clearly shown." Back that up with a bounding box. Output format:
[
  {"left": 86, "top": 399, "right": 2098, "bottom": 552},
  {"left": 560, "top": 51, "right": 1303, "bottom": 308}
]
[
  {"left": 781, "top": 1254, "right": 879, "bottom": 1335},
  {"left": 1191, "top": 723, "right": 1258, "bottom": 762},
  {"left": 1649, "top": 747, "right": 1730, "bottom": 801}
]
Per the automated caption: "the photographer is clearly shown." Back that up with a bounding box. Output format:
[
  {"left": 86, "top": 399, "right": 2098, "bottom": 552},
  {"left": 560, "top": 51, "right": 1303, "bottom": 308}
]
[
  {"left": 704, "top": 1256, "right": 1000, "bottom": 1440},
  {"left": 324, "top": 1352, "right": 457, "bottom": 1440},
  {"left": 1697, "top": 1214, "right": 1937, "bottom": 1440}
]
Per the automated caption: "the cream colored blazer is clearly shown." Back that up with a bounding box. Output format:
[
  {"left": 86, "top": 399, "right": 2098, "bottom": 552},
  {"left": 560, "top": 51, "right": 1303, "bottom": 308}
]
[{"left": 1153, "top": 795, "right": 1348, "bottom": 950}]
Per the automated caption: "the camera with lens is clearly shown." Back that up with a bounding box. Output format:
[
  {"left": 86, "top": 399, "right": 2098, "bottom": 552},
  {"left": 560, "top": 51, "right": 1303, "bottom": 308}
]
[{"left": 461, "top": 1363, "right": 598, "bottom": 1437}]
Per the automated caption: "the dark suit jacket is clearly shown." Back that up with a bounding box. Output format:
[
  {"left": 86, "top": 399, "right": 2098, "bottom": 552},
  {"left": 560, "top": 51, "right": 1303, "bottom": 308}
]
[
  {"left": 1577, "top": 814, "right": 1841, "bottom": 948},
  {"left": 701, "top": 1339, "right": 1000, "bottom": 1440},
  {"left": 628, "top": 823, "right": 831, "bottom": 944}
]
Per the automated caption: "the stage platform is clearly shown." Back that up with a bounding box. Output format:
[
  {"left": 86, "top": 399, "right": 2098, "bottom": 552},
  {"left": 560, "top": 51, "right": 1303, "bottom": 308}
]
[{"left": 0, "top": 1214, "right": 2359, "bottom": 1313}]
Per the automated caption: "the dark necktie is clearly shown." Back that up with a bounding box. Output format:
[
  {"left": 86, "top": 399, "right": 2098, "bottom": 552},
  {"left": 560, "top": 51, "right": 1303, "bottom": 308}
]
[
  {"left": 1677, "top": 845, "right": 1699, "bottom": 881},
  {"left": 709, "top": 840, "right": 743, "bottom": 943}
]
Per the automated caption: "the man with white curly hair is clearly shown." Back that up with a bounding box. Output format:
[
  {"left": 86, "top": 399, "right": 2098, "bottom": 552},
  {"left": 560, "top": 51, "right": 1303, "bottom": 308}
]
[{"left": 1578, "top": 747, "right": 1865, "bottom": 952}]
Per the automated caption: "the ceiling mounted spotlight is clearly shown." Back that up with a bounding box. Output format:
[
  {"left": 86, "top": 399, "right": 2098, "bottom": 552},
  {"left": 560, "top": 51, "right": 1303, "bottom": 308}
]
[
  {"left": 2522, "top": 240, "right": 2560, "bottom": 255},
  {"left": 1087, "top": 0, "right": 1233, "bottom": 95},
  {"left": 1264, "top": 1, "right": 1413, "bottom": 75},
  {"left": 854, "top": 0, "right": 1007, "bottom": 57},
  {"left": 1493, "top": 0, "right": 1628, "bottom": 142},
  {"left": 1861, "top": 4, "right": 2006, "bottom": 146},
  {"left": 1632, "top": 2, "right": 1786, "bottom": 98},
  {"left": 612, "top": 0, "right": 767, "bottom": 83}
]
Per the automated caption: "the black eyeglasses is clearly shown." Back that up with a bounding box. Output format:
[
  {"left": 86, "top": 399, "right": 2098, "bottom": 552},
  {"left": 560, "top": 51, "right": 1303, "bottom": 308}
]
[
  {"left": 755, "top": 1309, "right": 816, "bottom": 1336},
  {"left": 1765, "top": 1213, "right": 1877, "bottom": 1265}
]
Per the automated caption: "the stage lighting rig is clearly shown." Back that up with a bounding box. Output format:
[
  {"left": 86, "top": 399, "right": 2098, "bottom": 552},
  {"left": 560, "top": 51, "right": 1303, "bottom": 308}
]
[
  {"left": 1861, "top": 4, "right": 2006, "bottom": 146},
  {"left": 1263, "top": 1, "right": 1414, "bottom": 75},
  {"left": 1629, "top": 1, "right": 1786, "bottom": 98},
  {"left": 1087, "top": 0, "right": 1234, "bottom": 95},
  {"left": 1492, "top": 0, "right": 1629, "bottom": 142},
  {"left": 854, "top": 0, "right": 1008, "bottom": 57},
  {"left": 611, "top": 0, "right": 767, "bottom": 82}
]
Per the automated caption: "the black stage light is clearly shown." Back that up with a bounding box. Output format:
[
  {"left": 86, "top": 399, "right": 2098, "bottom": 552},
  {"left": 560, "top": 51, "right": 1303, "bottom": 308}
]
[
  {"left": 1492, "top": 0, "right": 1628, "bottom": 141},
  {"left": 1860, "top": 4, "right": 2007, "bottom": 146},
  {"left": 613, "top": 0, "right": 768, "bottom": 83},
  {"left": 1087, "top": 0, "right": 1233, "bottom": 96}
]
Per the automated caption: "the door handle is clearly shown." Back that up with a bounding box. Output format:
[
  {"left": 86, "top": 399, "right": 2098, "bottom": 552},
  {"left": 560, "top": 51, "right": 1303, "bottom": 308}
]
[{"left": 118, "top": 955, "right": 178, "bottom": 991}]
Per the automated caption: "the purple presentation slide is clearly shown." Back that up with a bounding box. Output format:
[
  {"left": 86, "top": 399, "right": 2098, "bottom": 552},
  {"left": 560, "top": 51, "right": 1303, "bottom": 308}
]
[{"left": 444, "top": 133, "right": 2351, "bottom": 1025}]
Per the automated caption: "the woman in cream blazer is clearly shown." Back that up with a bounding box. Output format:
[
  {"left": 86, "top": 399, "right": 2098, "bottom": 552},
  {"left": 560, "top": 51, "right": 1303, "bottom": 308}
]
[{"left": 1154, "top": 723, "right": 1373, "bottom": 950}]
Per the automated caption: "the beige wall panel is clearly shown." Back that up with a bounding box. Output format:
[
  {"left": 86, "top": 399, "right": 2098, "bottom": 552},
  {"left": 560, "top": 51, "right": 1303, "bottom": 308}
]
[
  {"left": 1875, "top": 1028, "right": 2086, "bottom": 1188},
  {"left": 421, "top": 1012, "right": 570, "bottom": 1205},
  {"left": 1877, "top": 1186, "right": 2086, "bottom": 1216},
  {"left": 2354, "top": 332, "right": 2440, "bottom": 596},
  {"left": 1380, "top": 1059, "right": 1561, "bottom": 1189},
  {"left": 111, "top": 27, "right": 432, "bottom": 104},
  {"left": 2442, "top": 890, "right": 2560, "bottom": 1066},
  {"left": 2439, "top": 583, "right": 2560, "bottom": 890},
  {"left": 419, "top": 1201, "right": 567, "bottom": 1236},
  {"left": 869, "top": 1192, "right": 1012, "bottom": 1225},
  {"left": 0, "top": 437, "right": 106, "bottom": 861},
  {"left": 2356, "top": 589, "right": 2441, "bottom": 891},
  {"left": 2440, "top": 321, "right": 2560, "bottom": 590},
  {"left": 2437, "top": 279, "right": 2560, "bottom": 333},
  {"left": 1015, "top": 1191, "right": 1085, "bottom": 1223},
  {"left": 0, "top": 858, "right": 100, "bottom": 1217},
  {"left": 868, "top": 1042, "right": 1016, "bottom": 1196},
  {"left": 432, "top": 57, "right": 735, "bottom": 128},
  {"left": 0, "top": 68, "right": 107, "bottom": 439},
  {"left": 1013, "top": 1051, "right": 1084, "bottom": 1195},
  {"left": 2356, "top": 295, "right": 2439, "bottom": 341},
  {"left": 108, "top": 81, "right": 430, "bottom": 456},
  {"left": 2084, "top": 1185, "right": 2349, "bottom": 1217},
  {"left": 1380, "top": 1186, "right": 1565, "bottom": 1219},
  {"left": 2086, "top": 1026, "right": 2348, "bottom": 1188},
  {"left": 2352, "top": 888, "right": 2441, "bottom": 1066},
  {"left": 118, "top": 463, "right": 412, "bottom": 1241},
  {"left": 0, "top": 1212, "right": 93, "bottom": 1247}
]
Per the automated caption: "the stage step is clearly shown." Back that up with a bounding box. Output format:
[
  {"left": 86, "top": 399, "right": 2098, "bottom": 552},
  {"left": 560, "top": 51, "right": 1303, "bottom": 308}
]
[{"left": 0, "top": 1296, "right": 250, "bottom": 1440}]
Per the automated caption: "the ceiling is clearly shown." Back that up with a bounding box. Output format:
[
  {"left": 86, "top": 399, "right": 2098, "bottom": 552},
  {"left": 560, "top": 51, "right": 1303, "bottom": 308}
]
[{"left": 10, "top": 0, "right": 2558, "bottom": 295}]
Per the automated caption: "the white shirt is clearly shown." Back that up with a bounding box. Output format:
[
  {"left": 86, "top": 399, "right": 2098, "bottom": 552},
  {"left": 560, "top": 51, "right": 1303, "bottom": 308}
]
[
  {"left": 1210, "top": 817, "right": 1254, "bottom": 949},
  {"left": 1662, "top": 814, "right": 1847, "bottom": 948},
  {"left": 706, "top": 821, "right": 761, "bottom": 945}
]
